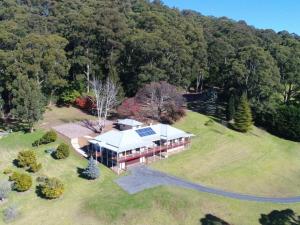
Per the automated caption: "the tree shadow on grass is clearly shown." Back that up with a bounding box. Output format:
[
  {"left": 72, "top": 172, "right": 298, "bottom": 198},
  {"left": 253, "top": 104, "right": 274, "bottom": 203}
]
[
  {"left": 12, "top": 159, "right": 19, "bottom": 168},
  {"left": 259, "top": 209, "right": 300, "bottom": 225},
  {"left": 200, "top": 214, "right": 230, "bottom": 225},
  {"left": 35, "top": 185, "right": 44, "bottom": 199},
  {"left": 0, "top": 118, "right": 31, "bottom": 132},
  {"left": 76, "top": 167, "right": 87, "bottom": 179}
]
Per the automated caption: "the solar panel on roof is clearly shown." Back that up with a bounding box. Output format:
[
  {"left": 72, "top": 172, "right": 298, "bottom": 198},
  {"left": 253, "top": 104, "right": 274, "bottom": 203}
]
[{"left": 135, "top": 127, "right": 156, "bottom": 137}]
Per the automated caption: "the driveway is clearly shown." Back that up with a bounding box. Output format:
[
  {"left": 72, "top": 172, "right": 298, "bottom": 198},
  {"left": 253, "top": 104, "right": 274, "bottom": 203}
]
[{"left": 115, "top": 166, "right": 300, "bottom": 203}]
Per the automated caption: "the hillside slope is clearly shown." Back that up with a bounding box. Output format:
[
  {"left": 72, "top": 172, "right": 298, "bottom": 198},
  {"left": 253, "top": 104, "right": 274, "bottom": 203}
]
[{"left": 153, "top": 111, "right": 300, "bottom": 197}]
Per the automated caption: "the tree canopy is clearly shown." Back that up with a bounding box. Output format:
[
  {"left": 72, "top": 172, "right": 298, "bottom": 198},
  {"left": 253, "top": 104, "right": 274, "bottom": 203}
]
[{"left": 1, "top": 0, "right": 300, "bottom": 138}]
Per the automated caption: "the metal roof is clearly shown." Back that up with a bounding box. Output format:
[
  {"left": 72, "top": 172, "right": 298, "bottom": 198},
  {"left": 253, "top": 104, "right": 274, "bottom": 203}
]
[
  {"left": 117, "top": 119, "right": 143, "bottom": 127},
  {"left": 90, "top": 123, "right": 193, "bottom": 153}
]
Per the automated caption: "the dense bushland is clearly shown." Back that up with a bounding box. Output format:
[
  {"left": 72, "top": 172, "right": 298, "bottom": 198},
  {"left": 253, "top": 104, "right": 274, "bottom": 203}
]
[{"left": 0, "top": 0, "right": 300, "bottom": 139}]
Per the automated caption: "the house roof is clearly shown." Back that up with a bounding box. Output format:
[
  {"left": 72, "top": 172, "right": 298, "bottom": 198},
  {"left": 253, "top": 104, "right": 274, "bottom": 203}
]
[
  {"left": 90, "top": 122, "right": 194, "bottom": 153},
  {"left": 117, "top": 119, "right": 143, "bottom": 127}
]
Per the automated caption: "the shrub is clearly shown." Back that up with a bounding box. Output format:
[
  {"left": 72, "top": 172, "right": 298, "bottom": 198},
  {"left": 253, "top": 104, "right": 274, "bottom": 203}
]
[
  {"left": 39, "top": 177, "right": 64, "bottom": 199},
  {"left": 36, "top": 175, "right": 48, "bottom": 183},
  {"left": 28, "top": 162, "right": 42, "bottom": 173},
  {"left": 54, "top": 143, "right": 70, "bottom": 159},
  {"left": 9, "top": 172, "right": 32, "bottom": 192},
  {"left": 0, "top": 180, "right": 11, "bottom": 201},
  {"left": 33, "top": 130, "right": 57, "bottom": 147},
  {"left": 3, "top": 168, "right": 13, "bottom": 175},
  {"left": 58, "top": 89, "right": 80, "bottom": 106},
  {"left": 16, "top": 150, "right": 42, "bottom": 173},
  {"left": 74, "top": 96, "right": 96, "bottom": 113},
  {"left": 42, "top": 130, "right": 57, "bottom": 143},
  {"left": 3, "top": 205, "right": 19, "bottom": 223},
  {"left": 83, "top": 157, "right": 100, "bottom": 180}
]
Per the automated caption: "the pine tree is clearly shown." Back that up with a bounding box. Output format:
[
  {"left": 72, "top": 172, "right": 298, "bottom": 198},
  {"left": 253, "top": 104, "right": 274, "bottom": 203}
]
[
  {"left": 206, "top": 90, "right": 218, "bottom": 116},
  {"left": 12, "top": 75, "right": 45, "bottom": 132},
  {"left": 226, "top": 95, "right": 236, "bottom": 122},
  {"left": 83, "top": 157, "right": 100, "bottom": 180},
  {"left": 233, "top": 95, "right": 253, "bottom": 132}
]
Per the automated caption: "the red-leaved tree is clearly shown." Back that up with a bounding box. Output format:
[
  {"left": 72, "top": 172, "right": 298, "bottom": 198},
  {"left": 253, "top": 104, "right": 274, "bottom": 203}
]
[{"left": 117, "top": 98, "right": 141, "bottom": 118}]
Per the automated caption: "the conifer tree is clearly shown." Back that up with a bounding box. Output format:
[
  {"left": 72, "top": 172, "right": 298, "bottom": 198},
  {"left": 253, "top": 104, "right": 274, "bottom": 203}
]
[
  {"left": 226, "top": 94, "right": 236, "bottom": 122},
  {"left": 83, "top": 157, "right": 100, "bottom": 180},
  {"left": 12, "top": 75, "right": 45, "bottom": 132},
  {"left": 233, "top": 95, "right": 253, "bottom": 132}
]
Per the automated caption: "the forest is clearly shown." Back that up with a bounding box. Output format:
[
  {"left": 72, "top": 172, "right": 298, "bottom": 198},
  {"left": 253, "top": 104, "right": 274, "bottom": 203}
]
[{"left": 0, "top": 0, "right": 300, "bottom": 139}]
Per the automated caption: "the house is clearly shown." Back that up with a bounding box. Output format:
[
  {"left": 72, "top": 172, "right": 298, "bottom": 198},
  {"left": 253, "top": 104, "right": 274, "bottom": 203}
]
[
  {"left": 116, "top": 118, "right": 143, "bottom": 130},
  {"left": 89, "top": 119, "right": 194, "bottom": 173}
]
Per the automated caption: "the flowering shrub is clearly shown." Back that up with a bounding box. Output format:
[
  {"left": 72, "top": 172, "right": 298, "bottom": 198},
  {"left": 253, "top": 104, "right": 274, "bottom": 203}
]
[{"left": 74, "top": 96, "right": 96, "bottom": 113}]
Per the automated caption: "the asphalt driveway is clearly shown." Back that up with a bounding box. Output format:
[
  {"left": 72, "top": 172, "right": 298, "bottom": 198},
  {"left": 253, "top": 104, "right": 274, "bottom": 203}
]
[{"left": 115, "top": 166, "right": 300, "bottom": 203}]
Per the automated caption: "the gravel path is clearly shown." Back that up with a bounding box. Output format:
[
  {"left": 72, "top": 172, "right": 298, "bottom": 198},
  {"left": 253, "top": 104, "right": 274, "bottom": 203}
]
[{"left": 115, "top": 166, "right": 300, "bottom": 203}]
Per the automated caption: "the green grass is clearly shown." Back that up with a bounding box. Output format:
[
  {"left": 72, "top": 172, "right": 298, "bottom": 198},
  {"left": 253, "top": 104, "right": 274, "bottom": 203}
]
[
  {"left": 152, "top": 111, "right": 300, "bottom": 197},
  {"left": 1, "top": 116, "right": 300, "bottom": 225}
]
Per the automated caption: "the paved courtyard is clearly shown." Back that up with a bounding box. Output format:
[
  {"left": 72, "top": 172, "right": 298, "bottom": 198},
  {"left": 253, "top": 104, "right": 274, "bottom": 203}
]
[
  {"left": 53, "top": 120, "right": 114, "bottom": 139},
  {"left": 115, "top": 166, "right": 300, "bottom": 203}
]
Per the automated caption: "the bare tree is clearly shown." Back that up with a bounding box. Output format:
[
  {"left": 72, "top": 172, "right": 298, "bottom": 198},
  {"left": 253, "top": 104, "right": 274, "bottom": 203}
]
[
  {"left": 84, "top": 63, "right": 91, "bottom": 93},
  {"left": 103, "top": 78, "right": 119, "bottom": 127},
  {"left": 90, "top": 77, "right": 119, "bottom": 132},
  {"left": 91, "top": 77, "right": 104, "bottom": 132},
  {"left": 136, "top": 81, "right": 184, "bottom": 120}
]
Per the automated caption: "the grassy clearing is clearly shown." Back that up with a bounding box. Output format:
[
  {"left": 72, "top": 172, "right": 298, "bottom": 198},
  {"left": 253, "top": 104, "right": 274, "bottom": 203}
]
[
  {"left": 37, "top": 105, "right": 96, "bottom": 129},
  {"left": 1, "top": 120, "right": 300, "bottom": 225},
  {"left": 152, "top": 111, "right": 300, "bottom": 197}
]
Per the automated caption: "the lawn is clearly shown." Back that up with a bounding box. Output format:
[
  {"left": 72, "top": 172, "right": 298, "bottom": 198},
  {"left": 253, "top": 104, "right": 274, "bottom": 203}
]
[
  {"left": 153, "top": 111, "right": 300, "bottom": 198},
  {"left": 37, "top": 105, "right": 96, "bottom": 130},
  {"left": 0, "top": 117, "right": 300, "bottom": 225}
]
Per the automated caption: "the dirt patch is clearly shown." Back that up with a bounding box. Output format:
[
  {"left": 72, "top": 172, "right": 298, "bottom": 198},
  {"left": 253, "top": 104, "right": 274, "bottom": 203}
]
[{"left": 53, "top": 123, "right": 96, "bottom": 139}]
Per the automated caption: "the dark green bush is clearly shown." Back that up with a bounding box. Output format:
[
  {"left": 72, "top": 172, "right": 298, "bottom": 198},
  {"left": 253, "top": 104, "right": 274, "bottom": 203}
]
[
  {"left": 9, "top": 172, "right": 32, "bottom": 192},
  {"left": 54, "top": 143, "right": 70, "bottom": 159},
  {"left": 39, "top": 177, "right": 64, "bottom": 199},
  {"left": 272, "top": 104, "right": 300, "bottom": 141},
  {"left": 58, "top": 89, "right": 81, "bottom": 106},
  {"left": 33, "top": 130, "right": 57, "bottom": 147}
]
